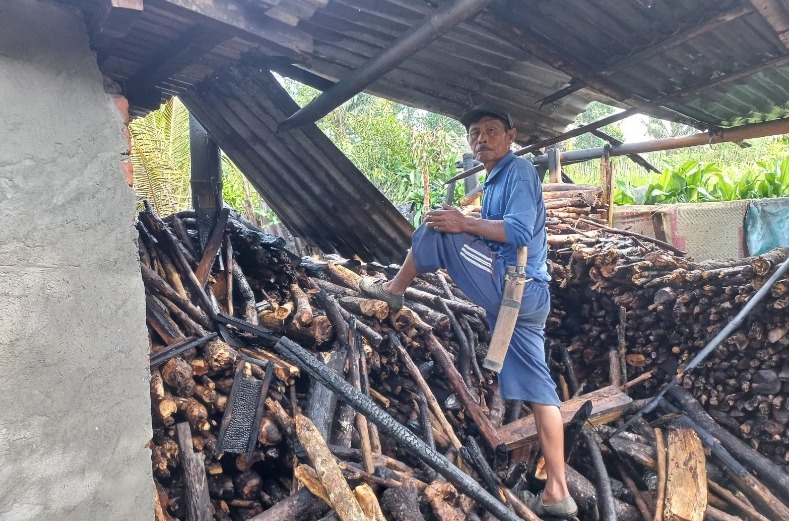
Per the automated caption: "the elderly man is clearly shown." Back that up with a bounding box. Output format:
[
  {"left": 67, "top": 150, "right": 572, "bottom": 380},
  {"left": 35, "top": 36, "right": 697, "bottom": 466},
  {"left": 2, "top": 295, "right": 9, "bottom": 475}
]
[{"left": 360, "top": 104, "right": 577, "bottom": 519}]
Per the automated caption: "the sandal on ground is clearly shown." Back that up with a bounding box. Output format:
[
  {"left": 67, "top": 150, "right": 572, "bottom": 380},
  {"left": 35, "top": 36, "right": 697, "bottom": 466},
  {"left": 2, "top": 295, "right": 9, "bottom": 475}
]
[
  {"left": 359, "top": 277, "right": 404, "bottom": 311},
  {"left": 521, "top": 490, "right": 578, "bottom": 520}
]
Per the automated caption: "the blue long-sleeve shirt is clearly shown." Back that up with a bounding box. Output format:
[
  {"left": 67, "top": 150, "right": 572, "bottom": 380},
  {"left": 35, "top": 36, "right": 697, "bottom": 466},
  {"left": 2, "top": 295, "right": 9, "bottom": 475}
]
[{"left": 481, "top": 151, "right": 550, "bottom": 282}]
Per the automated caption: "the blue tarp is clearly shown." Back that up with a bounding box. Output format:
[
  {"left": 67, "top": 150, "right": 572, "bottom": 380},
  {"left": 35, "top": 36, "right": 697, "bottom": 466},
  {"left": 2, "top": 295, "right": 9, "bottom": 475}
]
[{"left": 745, "top": 198, "right": 789, "bottom": 255}]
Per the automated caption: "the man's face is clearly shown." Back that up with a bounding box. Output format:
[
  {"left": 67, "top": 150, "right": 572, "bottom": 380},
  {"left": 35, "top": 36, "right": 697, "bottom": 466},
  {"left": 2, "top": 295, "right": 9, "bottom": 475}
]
[{"left": 467, "top": 115, "right": 516, "bottom": 167}]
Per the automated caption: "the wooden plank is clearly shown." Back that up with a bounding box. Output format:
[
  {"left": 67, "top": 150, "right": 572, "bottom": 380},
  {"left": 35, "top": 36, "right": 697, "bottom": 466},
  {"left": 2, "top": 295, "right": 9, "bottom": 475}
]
[
  {"left": 176, "top": 422, "right": 212, "bottom": 521},
  {"left": 664, "top": 428, "right": 707, "bottom": 521},
  {"left": 496, "top": 385, "right": 632, "bottom": 450},
  {"left": 158, "top": 0, "right": 312, "bottom": 60}
]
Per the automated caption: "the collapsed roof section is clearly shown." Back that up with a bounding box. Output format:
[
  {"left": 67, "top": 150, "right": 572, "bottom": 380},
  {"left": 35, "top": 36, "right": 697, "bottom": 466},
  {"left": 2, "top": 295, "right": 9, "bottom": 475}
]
[
  {"left": 59, "top": 0, "right": 789, "bottom": 260},
  {"left": 181, "top": 65, "right": 414, "bottom": 262},
  {"left": 71, "top": 0, "right": 789, "bottom": 139}
]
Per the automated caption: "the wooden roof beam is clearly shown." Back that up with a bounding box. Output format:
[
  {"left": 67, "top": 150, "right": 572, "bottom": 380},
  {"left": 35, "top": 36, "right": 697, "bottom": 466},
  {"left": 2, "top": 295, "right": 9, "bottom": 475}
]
[
  {"left": 156, "top": 0, "right": 312, "bottom": 61},
  {"left": 277, "top": 0, "right": 497, "bottom": 132},
  {"left": 748, "top": 0, "right": 789, "bottom": 50}
]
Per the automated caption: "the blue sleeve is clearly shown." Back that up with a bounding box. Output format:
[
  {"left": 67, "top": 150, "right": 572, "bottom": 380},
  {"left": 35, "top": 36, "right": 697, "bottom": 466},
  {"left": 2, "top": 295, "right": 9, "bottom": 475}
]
[{"left": 502, "top": 162, "right": 540, "bottom": 247}]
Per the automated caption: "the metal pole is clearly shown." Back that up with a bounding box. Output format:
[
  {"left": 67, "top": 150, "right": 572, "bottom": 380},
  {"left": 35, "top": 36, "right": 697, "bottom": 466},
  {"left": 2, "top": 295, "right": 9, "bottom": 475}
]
[
  {"left": 532, "top": 117, "right": 789, "bottom": 166},
  {"left": 444, "top": 108, "right": 638, "bottom": 184},
  {"left": 278, "top": 0, "right": 496, "bottom": 131}
]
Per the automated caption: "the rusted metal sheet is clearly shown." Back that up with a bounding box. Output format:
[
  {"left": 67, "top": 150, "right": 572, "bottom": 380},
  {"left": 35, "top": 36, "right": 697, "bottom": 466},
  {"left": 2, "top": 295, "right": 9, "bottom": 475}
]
[
  {"left": 181, "top": 65, "right": 414, "bottom": 263},
  {"left": 64, "top": 0, "right": 789, "bottom": 137}
]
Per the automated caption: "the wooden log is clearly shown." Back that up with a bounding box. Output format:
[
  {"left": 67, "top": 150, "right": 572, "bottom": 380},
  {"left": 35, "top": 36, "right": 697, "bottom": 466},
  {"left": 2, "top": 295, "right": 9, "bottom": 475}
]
[
  {"left": 583, "top": 430, "right": 616, "bottom": 521},
  {"left": 380, "top": 484, "right": 425, "bottom": 521},
  {"left": 147, "top": 293, "right": 187, "bottom": 345},
  {"left": 154, "top": 480, "right": 176, "bottom": 521},
  {"left": 336, "top": 304, "right": 383, "bottom": 347},
  {"left": 162, "top": 357, "right": 194, "bottom": 394},
  {"left": 390, "top": 332, "right": 462, "bottom": 451},
  {"left": 294, "top": 414, "right": 368, "bottom": 521},
  {"left": 202, "top": 338, "right": 238, "bottom": 373},
  {"left": 294, "top": 464, "right": 331, "bottom": 505},
  {"left": 565, "top": 465, "right": 641, "bottom": 521},
  {"left": 224, "top": 235, "right": 234, "bottom": 316},
  {"left": 232, "top": 263, "right": 258, "bottom": 325},
  {"left": 141, "top": 264, "right": 213, "bottom": 330},
  {"left": 240, "top": 348, "right": 299, "bottom": 381},
  {"left": 194, "top": 208, "right": 229, "bottom": 285},
  {"left": 666, "top": 386, "right": 789, "bottom": 501},
  {"left": 707, "top": 480, "right": 770, "bottom": 521},
  {"left": 354, "top": 484, "right": 386, "bottom": 521},
  {"left": 248, "top": 487, "right": 328, "bottom": 521},
  {"left": 424, "top": 482, "right": 465, "bottom": 521},
  {"left": 664, "top": 428, "right": 707, "bottom": 521},
  {"left": 704, "top": 504, "right": 744, "bottom": 521},
  {"left": 426, "top": 333, "right": 501, "bottom": 449},
  {"left": 326, "top": 262, "right": 362, "bottom": 291},
  {"left": 159, "top": 295, "right": 208, "bottom": 337},
  {"left": 290, "top": 283, "right": 314, "bottom": 325},
  {"left": 158, "top": 250, "right": 189, "bottom": 299},
  {"left": 347, "top": 338, "right": 374, "bottom": 474},
  {"left": 497, "top": 385, "right": 632, "bottom": 450},
  {"left": 176, "top": 422, "right": 212, "bottom": 521},
  {"left": 305, "top": 345, "right": 346, "bottom": 440},
  {"left": 405, "top": 300, "right": 451, "bottom": 333},
  {"left": 403, "top": 286, "right": 485, "bottom": 317},
  {"left": 338, "top": 296, "right": 390, "bottom": 321}
]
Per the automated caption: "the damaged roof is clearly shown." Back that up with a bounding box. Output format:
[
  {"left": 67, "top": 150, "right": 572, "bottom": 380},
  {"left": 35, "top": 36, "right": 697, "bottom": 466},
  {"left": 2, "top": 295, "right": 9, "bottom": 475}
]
[
  {"left": 57, "top": 0, "right": 789, "bottom": 261},
  {"left": 65, "top": 0, "right": 789, "bottom": 140}
]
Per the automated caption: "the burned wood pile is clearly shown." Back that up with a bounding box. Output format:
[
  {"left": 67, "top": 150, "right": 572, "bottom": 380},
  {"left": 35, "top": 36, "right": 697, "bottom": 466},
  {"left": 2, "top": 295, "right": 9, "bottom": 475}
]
[{"left": 138, "top": 199, "right": 789, "bottom": 521}]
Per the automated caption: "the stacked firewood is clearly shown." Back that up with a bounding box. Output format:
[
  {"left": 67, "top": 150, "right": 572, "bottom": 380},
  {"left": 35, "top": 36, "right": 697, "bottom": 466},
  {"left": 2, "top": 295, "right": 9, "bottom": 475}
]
[
  {"left": 543, "top": 215, "right": 789, "bottom": 463},
  {"left": 139, "top": 200, "right": 789, "bottom": 521}
]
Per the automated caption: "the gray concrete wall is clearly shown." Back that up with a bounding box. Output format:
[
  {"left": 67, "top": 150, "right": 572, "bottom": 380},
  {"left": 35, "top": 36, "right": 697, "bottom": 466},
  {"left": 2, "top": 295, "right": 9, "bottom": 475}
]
[{"left": 0, "top": 2, "right": 154, "bottom": 520}]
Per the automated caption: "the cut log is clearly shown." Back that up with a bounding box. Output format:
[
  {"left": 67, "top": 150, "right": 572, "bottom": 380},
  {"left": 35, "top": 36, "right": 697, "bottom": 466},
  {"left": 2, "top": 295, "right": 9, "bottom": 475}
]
[
  {"left": 424, "top": 482, "right": 465, "bottom": 521},
  {"left": 498, "top": 386, "right": 632, "bottom": 449},
  {"left": 664, "top": 428, "right": 707, "bottom": 521},
  {"left": 338, "top": 296, "right": 390, "bottom": 321},
  {"left": 290, "top": 283, "right": 314, "bottom": 325},
  {"left": 380, "top": 483, "right": 425, "bottom": 521},
  {"left": 354, "top": 483, "right": 386, "bottom": 521},
  {"left": 248, "top": 487, "right": 328, "bottom": 521},
  {"left": 326, "top": 262, "right": 362, "bottom": 291},
  {"left": 294, "top": 414, "right": 368, "bottom": 521}
]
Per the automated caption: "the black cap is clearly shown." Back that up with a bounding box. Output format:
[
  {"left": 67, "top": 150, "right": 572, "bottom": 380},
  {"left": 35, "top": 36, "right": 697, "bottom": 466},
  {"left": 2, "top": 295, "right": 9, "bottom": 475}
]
[{"left": 460, "top": 103, "right": 513, "bottom": 131}]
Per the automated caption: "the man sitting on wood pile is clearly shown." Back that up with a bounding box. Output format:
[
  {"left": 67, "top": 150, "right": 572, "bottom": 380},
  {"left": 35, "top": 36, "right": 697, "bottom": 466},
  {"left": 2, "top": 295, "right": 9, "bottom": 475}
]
[{"left": 360, "top": 104, "right": 577, "bottom": 519}]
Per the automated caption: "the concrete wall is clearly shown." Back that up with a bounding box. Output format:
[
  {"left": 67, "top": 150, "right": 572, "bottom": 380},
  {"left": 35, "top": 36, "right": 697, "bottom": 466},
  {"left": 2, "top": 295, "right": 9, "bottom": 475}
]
[{"left": 0, "top": 2, "right": 153, "bottom": 520}]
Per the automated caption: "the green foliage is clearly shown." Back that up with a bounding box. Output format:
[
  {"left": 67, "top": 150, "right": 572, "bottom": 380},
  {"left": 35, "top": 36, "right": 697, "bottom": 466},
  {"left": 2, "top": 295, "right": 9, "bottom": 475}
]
[
  {"left": 614, "top": 157, "right": 789, "bottom": 205},
  {"left": 567, "top": 101, "right": 625, "bottom": 150},
  {"left": 130, "top": 97, "right": 277, "bottom": 223},
  {"left": 279, "top": 77, "right": 467, "bottom": 219},
  {"left": 129, "top": 98, "right": 192, "bottom": 215}
]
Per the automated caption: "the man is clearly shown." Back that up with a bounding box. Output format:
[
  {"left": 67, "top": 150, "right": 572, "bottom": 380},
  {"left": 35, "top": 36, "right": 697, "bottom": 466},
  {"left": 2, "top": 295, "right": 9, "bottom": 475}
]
[{"left": 360, "top": 104, "right": 577, "bottom": 519}]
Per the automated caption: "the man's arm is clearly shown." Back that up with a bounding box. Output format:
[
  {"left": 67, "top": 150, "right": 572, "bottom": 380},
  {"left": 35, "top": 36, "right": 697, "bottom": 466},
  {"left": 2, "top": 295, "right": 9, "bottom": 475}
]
[
  {"left": 423, "top": 204, "right": 509, "bottom": 243},
  {"left": 461, "top": 216, "right": 507, "bottom": 243}
]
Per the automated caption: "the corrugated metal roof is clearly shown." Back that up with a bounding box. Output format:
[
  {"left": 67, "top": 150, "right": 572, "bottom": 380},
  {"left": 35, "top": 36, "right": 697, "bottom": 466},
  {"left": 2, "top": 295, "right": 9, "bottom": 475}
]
[
  {"left": 181, "top": 65, "right": 414, "bottom": 263},
  {"left": 66, "top": 0, "right": 789, "bottom": 137},
  {"left": 56, "top": 0, "right": 789, "bottom": 258}
]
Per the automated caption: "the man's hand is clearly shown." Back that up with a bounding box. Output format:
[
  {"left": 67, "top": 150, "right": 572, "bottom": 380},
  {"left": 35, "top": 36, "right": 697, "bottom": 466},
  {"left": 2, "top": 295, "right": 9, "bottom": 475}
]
[{"left": 424, "top": 203, "right": 467, "bottom": 234}]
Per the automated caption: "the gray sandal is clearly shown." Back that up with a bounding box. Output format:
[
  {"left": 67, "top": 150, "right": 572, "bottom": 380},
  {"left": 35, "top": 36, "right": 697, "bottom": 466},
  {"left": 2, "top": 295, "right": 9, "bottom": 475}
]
[
  {"left": 521, "top": 491, "right": 578, "bottom": 520},
  {"left": 359, "top": 277, "right": 404, "bottom": 311}
]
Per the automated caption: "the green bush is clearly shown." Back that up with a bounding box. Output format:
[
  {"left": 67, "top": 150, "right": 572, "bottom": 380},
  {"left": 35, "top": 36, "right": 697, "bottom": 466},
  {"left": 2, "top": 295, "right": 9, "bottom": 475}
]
[{"left": 614, "top": 156, "right": 789, "bottom": 205}]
